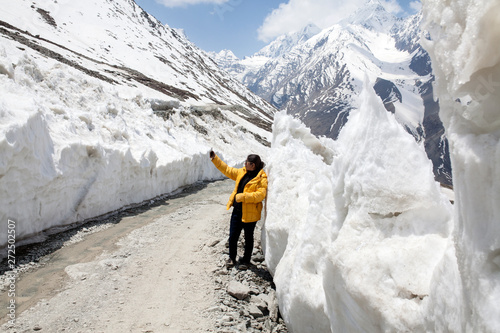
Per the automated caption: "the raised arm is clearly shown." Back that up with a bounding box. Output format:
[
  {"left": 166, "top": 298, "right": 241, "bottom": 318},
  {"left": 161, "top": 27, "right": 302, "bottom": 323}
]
[{"left": 211, "top": 153, "right": 240, "bottom": 181}]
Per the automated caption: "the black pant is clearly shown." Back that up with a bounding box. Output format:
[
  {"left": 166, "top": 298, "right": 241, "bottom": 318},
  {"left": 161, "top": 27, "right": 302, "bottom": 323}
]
[{"left": 229, "top": 209, "right": 257, "bottom": 263}]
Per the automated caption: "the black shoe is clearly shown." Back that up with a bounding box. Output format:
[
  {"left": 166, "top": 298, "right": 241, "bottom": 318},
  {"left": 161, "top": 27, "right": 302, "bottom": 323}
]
[
  {"left": 237, "top": 258, "right": 251, "bottom": 270},
  {"left": 226, "top": 259, "right": 235, "bottom": 269}
]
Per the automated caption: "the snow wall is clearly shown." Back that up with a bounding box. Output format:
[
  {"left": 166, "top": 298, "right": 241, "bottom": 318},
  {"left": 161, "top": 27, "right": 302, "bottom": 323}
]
[
  {"left": 263, "top": 0, "right": 500, "bottom": 329},
  {"left": 0, "top": 48, "right": 268, "bottom": 251},
  {"left": 262, "top": 79, "right": 465, "bottom": 332},
  {"left": 422, "top": 0, "right": 500, "bottom": 331}
]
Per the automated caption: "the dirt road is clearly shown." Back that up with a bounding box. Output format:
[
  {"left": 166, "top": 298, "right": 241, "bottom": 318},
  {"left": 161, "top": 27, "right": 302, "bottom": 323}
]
[{"left": 1, "top": 180, "right": 237, "bottom": 332}]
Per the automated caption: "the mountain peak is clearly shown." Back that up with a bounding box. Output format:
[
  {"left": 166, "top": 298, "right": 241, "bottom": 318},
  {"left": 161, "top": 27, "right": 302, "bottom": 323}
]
[
  {"left": 254, "top": 23, "right": 321, "bottom": 59},
  {"left": 299, "top": 23, "right": 322, "bottom": 37},
  {"left": 217, "top": 49, "right": 239, "bottom": 60},
  {"left": 344, "top": 0, "right": 397, "bottom": 32}
]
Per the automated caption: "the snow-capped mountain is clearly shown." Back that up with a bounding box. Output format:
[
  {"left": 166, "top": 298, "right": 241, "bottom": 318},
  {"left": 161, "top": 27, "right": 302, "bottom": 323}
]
[
  {"left": 341, "top": 0, "right": 397, "bottom": 30},
  {"left": 208, "top": 49, "right": 264, "bottom": 84},
  {"left": 213, "top": 1, "right": 452, "bottom": 186},
  {"left": 210, "top": 24, "right": 321, "bottom": 86},
  {"left": 254, "top": 23, "right": 322, "bottom": 59},
  {"left": 0, "top": 0, "right": 274, "bottom": 248},
  {"left": 210, "top": 49, "right": 240, "bottom": 70}
]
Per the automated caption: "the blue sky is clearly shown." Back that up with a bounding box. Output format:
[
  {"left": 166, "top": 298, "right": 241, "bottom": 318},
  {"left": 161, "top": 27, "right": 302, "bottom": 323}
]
[{"left": 134, "top": 0, "right": 421, "bottom": 58}]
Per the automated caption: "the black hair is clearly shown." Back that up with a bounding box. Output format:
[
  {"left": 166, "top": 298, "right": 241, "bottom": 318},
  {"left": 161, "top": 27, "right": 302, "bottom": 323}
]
[{"left": 247, "top": 154, "right": 265, "bottom": 172}]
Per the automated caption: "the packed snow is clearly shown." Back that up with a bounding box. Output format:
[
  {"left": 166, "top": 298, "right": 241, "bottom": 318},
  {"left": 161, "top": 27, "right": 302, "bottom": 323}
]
[
  {"left": 262, "top": 79, "right": 457, "bottom": 332},
  {"left": 422, "top": 0, "right": 500, "bottom": 331}
]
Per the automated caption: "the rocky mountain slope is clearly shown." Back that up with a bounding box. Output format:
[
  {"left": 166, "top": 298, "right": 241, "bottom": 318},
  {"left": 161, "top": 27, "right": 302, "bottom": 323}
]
[{"left": 0, "top": 0, "right": 275, "bottom": 129}]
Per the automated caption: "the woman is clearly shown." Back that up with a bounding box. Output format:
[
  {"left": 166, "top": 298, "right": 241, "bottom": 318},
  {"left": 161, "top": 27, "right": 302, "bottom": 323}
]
[{"left": 210, "top": 150, "right": 268, "bottom": 269}]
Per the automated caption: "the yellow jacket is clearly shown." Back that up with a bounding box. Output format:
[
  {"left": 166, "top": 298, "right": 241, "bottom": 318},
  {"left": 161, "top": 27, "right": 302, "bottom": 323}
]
[{"left": 211, "top": 155, "right": 268, "bottom": 222}]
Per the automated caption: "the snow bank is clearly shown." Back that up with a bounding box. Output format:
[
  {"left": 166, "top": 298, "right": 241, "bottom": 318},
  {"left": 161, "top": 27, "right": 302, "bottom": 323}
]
[
  {"left": 422, "top": 0, "right": 500, "bottom": 331},
  {"left": 263, "top": 79, "right": 458, "bottom": 332},
  {"left": 0, "top": 44, "right": 268, "bottom": 250}
]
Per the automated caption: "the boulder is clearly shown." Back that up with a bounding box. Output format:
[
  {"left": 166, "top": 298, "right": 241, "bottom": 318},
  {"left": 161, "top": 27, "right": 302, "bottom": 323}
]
[{"left": 227, "top": 280, "right": 250, "bottom": 300}]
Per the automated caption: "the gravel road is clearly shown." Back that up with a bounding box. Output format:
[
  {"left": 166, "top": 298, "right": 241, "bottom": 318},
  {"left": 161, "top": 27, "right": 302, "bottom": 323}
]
[{"left": 0, "top": 179, "right": 287, "bottom": 333}]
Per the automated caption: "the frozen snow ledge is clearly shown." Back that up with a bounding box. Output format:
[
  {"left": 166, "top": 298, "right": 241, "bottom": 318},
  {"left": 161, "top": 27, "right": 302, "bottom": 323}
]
[
  {"left": 0, "top": 52, "right": 270, "bottom": 252},
  {"left": 262, "top": 79, "right": 460, "bottom": 332},
  {"left": 0, "top": 107, "right": 220, "bottom": 250},
  {"left": 422, "top": 0, "right": 500, "bottom": 331}
]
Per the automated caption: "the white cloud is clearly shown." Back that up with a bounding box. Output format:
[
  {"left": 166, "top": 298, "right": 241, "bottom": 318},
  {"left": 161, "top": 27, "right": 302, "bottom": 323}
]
[
  {"left": 409, "top": 0, "right": 422, "bottom": 13},
  {"left": 155, "top": 0, "right": 229, "bottom": 8},
  {"left": 257, "top": 0, "right": 403, "bottom": 42},
  {"left": 380, "top": 0, "right": 403, "bottom": 14}
]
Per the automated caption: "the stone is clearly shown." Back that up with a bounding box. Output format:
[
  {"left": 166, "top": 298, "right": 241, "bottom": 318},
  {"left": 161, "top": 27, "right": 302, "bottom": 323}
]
[
  {"left": 268, "top": 289, "right": 279, "bottom": 322},
  {"left": 265, "top": 319, "right": 274, "bottom": 332},
  {"left": 221, "top": 315, "right": 233, "bottom": 323},
  {"left": 209, "top": 223, "right": 288, "bottom": 331},
  {"left": 209, "top": 239, "right": 220, "bottom": 247},
  {"left": 235, "top": 322, "right": 248, "bottom": 332},
  {"left": 249, "top": 288, "right": 260, "bottom": 295},
  {"left": 253, "top": 254, "right": 265, "bottom": 263},
  {"left": 227, "top": 280, "right": 250, "bottom": 300},
  {"left": 205, "top": 305, "right": 221, "bottom": 313},
  {"left": 250, "top": 295, "right": 269, "bottom": 312},
  {"left": 248, "top": 304, "right": 264, "bottom": 318}
]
